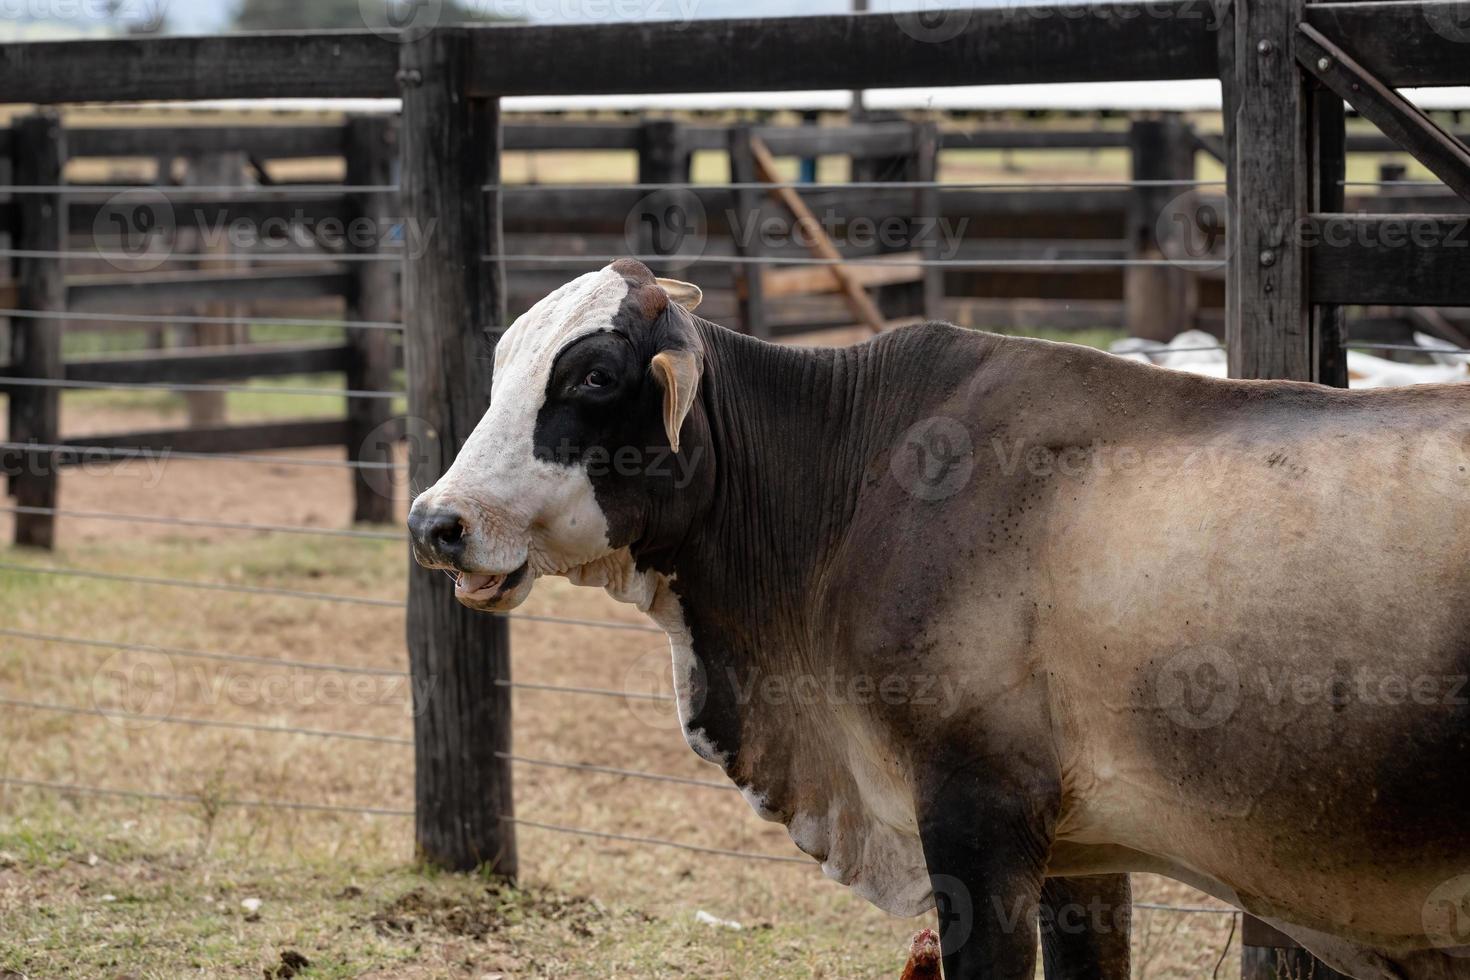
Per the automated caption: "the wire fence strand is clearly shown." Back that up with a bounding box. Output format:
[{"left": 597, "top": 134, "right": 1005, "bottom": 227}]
[
  {"left": 0, "top": 308, "right": 405, "bottom": 331},
  {"left": 0, "top": 376, "right": 403, "bottom": 400},
  {"left": 497, "top": 752, "right": 733, "bottom": 791},
  {"left": 0, "top": 441, "right": 404, "bottom": 471},
  {"left": 485, "top": 253, "right": 1219, "bottom": 270},
  {"left": 484, "top": 178, "right": 1228, "bottom": 193},
  {"left": 0, "top": 774, "right": 413, "bottom": 817},
  {"left": 504, "top": 815, "right": 812, "bottom": 865},
  {"left": 0, "top": 561, "right": 403, "bottom": 608},
  {"left": 0, "top": 695, "right": 412, "bottom": 746},
  {"left": 0, "top": 505, "right": 402, "bottom": 541},
  {"left": 0, "top": 184, "right": 400, "bottom": 196},
  {"left": 0, "top": 249, "right": 402, "bottom": 265},
  {"left": 496, "top": 678, "right": 673, "bottom": 700},
  {"left": 0, "top": 626, "right": 408, "bottom": 677}
]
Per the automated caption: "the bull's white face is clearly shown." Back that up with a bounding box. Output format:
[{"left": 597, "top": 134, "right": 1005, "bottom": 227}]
[{"left": 408, "top": 261, "right": 703, "bottom": 613}]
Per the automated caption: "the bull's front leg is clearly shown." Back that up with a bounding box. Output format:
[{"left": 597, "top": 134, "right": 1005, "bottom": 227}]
[
  {"left": 1040, "top": 874, "right": 1132, "bottom": 980},
  {"left": 917, "top": 760, "right": 1056, "bottom": 980}
]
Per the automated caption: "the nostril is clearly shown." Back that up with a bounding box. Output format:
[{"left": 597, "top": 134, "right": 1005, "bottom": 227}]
[
  {"left": 431, "top": 517, "right": 464, "bottom": 549},
  {"left": 410, "top": 507, "right": 469, "bottom": 561}
]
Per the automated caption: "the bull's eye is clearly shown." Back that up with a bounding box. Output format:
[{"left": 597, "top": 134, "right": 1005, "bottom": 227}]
[{"left": 582, "top": 369, "right": 612, "bottom": 389}]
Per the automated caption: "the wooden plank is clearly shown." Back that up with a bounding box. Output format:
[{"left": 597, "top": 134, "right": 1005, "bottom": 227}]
[
  {"left": 67, "top": 267, "right": 350, "bottom": 313},
  {"left": 0, "top": 31, "right": 397, "bottom": 103},
  {"left": 67, "top": 125, "right": 347, "bottom": 160},
  {"left": 344, "top": 115, "right": 398, "bottom": 526},
  {"left": 71, "top": 194, "right": 349, "bottom": 237},
  {"left": 1227, "top": 0, "right": 1313, "bottom": 381},
  {"left": 761, "top": 251, "right": 925, "bottom": 298},
  {"left": 748, "top": 135, "right": 887, "bottom": 334},
  {"left": 1126, "top": 115, "right": 1197, "bottom": 341},
  {"left": 64, "top": 342, "right": 350, "bottom": 385},
  {"left": 467, "top": 1, "right": 1221, "bottom": 95},
  {"left": 727, "top": 126, "right": 769, "bottom": 339},
  {"left": 1312, "top": 83, "right": 1349, "bottom": 387},
  {"left": 59, "top": 419, "right": 353, "bottom": 457},
  {"left": 941, "top": 129, "right": 1131, "bottom": 150},
  {"left": 1308, "top": 214, "right": 1470, "bottom": 306},
  {"left": 7, "top": 114, "right": 65, "bottom": 549},
  {"left": 1297, "top": 23, "right": 1470, "bottom": 206},
  {"left": 399, "top": 29, "right": 516, "bottom": 877},
  {"left": 1305, "top": 0, "right": 1470, "bottom": 88},
  {"left": 503, "top": 122, "right": 642, "bottom": 151},
  {"left": 756, "top": 121, "right": 917, "bottom": 158}
]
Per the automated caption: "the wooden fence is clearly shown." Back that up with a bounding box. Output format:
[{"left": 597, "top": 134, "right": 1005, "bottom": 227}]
[{"left": 3, "top": 2, "right": 1470, "bottom": 975}]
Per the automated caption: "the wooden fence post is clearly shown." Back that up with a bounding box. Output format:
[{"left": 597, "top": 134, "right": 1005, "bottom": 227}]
[
  {"left": 9, "top": 113, "right": 65, "bottom": 549},
  {"left": 344, "top": 114, "right": 398, "bottom": 526},
  {"left": 1127, "top": 114, "right": 1198, "bottom": 341},
  {"left": 400, "top": 27, "right": 517, "bottom": 876},
  {"left": 1228, "top": 0, "right": 1348, "bottom": 969},
  {"left": 181, "top": 151, "right": 245, "bottom": 427},
  {"left": 635, "top": 119, "right": 691, "bottom": 278},
  {"left": 728, "top": 125, "right": 769, "bottom": 338}
]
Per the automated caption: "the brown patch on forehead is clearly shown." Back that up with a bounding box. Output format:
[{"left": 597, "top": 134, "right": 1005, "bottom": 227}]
[
  {"left": 609, "top": 257, "right": 655, "bottom": 284},
  {"left": 607, "top": 260, "right": 668, "bottom": 322}
]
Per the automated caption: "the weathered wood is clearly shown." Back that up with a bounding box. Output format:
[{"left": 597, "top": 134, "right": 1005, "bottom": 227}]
[
  {"left": 8, "top": 114, "right": 65, "bottom": 549},
  {"left": 65, "top": 342, "right": 350, "bottom": 385},
  {"left": 727, "top": 126, "right": 769, "bottom": 339},
  {"left": 179, "top": 151, "right": 247, "bottom": 427},
  {"left": 941, "top": 128, "right": 1132, "bottom": 150},
  {"left": 757, "top": 121, "right": 916, "bottom": 158},
  {"left": 1297, "top": 24, "right": 1470, "bottom": 206},
  {"left": 399, "top": 28, "right": 516, "bottom": 877},
  {"left": 762, "top": 251, "right": 926, "bottom": 298},
  {"left": 1305, "top": 0, "right": 1470, "bottom": 88},
  {"left": 67, "top": 267, "right": 350, "bottom": 313},
  {"left": 344, "top": 116, "right": 398, "bottom": 526},
  {"left": 908, "top": 122, "right": 947, "bottom": 323},
  {"left": 59, "top": 418, "right": 363, "bottom": 458},
  {"left": 1126, "top": 114, "right": 1198, "bottom": 341},
  {"left": 466, "top": 2, "right": 1221, "bottom": 95},
  {"left": 68, "top": 125, "right": 348, "bottom": 160},
  {"left": 1227, "top": 0, "right": 1312, "bottom": 381},
  {"left": 748, "top": 135, "right": 888, "bottom": 334},
  {"left": 0, "top": 31, "right": 398, "bottom": 103},
  {"left": 1311, "top": 87, "right": 1349, "bottom": 388},
  {"left": 72, "top": 194, "right": 349, "bottom": 237},
  {"left": 1308, "top": 214, "right": 1470, "bottom": 306},
  {"left": 634, "top": 120, "right": 692, "bottom": 277}
]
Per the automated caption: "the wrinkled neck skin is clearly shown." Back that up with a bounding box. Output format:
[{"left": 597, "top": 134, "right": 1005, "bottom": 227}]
[{"left": 594, "top": 320, "right": 992, "bottom": 914}]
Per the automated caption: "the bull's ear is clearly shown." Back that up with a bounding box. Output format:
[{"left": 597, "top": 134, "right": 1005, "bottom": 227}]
[
  {"left": 656, "top": 277, "right": 703, "bottom": 312},
  {"left": 650, "top": 349, "right": 701, "bottom": 454}
]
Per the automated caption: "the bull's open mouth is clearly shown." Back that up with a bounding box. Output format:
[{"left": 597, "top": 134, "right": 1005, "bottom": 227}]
[{"left": 454, "top": 562, "right": 529, "bottom": 604}]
